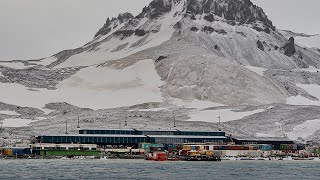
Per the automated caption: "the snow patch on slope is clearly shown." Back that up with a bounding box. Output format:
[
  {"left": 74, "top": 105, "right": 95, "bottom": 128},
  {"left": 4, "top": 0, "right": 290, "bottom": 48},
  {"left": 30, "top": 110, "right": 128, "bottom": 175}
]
[
  {"left": 0, "top": 118, "right": 33, "bottom": 127},
  {"left": 0, "top": 110, "right": 20, "bottom": 116},
  {"left": 187, "top": 108, "right": 265, "bottom": 123},
  {"left": 256, "top": 133, "right": 276, "bottom": 138},
  {"left": 36, "top": 57, "right": 58, "bottom": 66},
  {"left": 0, "top": 62, "right": 34, "bottom": 69},
  {"left": 287, "top": 119, "right": 320, "bottom": 140},
  {"left": 244, "top": 66, "right": 267, "bottom": 76},
  {"left": 0, "top": 59, "right": 164, "bottom": 110},
  {"left": 295, "top": 35, "right": 320, "bottom": 49},
  {"left": 287, "top": 84, "right": 320, "bottom": 106}
]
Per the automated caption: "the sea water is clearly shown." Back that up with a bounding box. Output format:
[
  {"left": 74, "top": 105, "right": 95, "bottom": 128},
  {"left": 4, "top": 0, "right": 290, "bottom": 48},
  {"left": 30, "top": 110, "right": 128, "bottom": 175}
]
[{"left": 0, "top": 159, "right": 319, "bottom": 179}]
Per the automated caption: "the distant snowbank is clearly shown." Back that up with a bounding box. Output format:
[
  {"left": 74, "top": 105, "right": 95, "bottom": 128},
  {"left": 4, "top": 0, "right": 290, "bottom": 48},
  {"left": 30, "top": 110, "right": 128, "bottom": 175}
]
[
  {"left": 287, "top": 84, "right": 320, "bottom": 106},
  {"left": 295, "top": 35, "right": 320, "bottom": 49},
  {"left": 256, "top": 133, "right": 276, "bottom": 138},
  {"left": 0, "top": 118, "right": 33, "bottom": 127},
  {"left": 287, "top": 119, "right": 320, "bottom": 140},
  {"left": 244, "top": 66, "right": 267, "bottom": 76},
  {"left": 0, "top": 110, "right": 20, "bottom": 116},
  {"left": 0, "top": 62, "right": 34, "bottom": 69},
  {"left": 170, "top": 99, "right": 224, "bottom": 110},
  {"left": 187, "top": 108, "right": 265, "bottom": 123}
]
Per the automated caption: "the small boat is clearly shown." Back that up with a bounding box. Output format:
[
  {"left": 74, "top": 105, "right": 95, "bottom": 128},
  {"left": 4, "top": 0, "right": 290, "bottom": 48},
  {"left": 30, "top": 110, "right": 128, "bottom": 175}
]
[
  {"left": 282, "top": 156, "right": 293, "bottom": 161},
  {"left": 146, "top": 152, "right": 168, "bottom": 161},
  {"left": 312, "top": 157, "right": 320, "bottom": 161}
]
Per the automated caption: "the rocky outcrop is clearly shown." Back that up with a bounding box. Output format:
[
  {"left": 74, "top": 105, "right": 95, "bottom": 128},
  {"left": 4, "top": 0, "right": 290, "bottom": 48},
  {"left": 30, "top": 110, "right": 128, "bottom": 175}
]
[
  {"left": 190, "top": 27, "right": 199, "bottom": 32},
  {"left": 283, "top": 37, "right": 296, "bottom": 57},
  {"left": 134, "top": 29, "right": 147, "bottom": 36},
  {"left": 136, "top": 0, "right": 173, "bottom": 19},
  {"left": 203, "top": 14, "right": 215, "bottom": 22},
  {"left": 94, "top": 13, "right": 134, "bottom": 38},
  {"left": 202, "top": 26, "right": 227, "bottom": 35},
  {"left": 257, "top": 40, "right": 264, "bottom": 51}
]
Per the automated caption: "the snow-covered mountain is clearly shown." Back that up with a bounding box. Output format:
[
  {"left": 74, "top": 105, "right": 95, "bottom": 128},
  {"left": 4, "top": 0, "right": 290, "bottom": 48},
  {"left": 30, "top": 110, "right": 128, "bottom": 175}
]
[{"left": 1, "top": 0, "right": 320, "bottom": 144}]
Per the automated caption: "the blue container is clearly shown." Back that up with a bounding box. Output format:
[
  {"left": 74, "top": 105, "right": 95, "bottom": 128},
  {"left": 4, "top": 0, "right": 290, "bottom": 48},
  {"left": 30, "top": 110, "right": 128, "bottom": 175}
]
[
  {"left": 12, "top": 148, "right": 32, "bottom": 155},
  {"left": 23, "top": 148, "right": 32, "bottom": 155},
  {"left": 12, "top": 148, "right": 24, "bottom": 156},
  {"left": 261, "top": 145, "right": 272, "bottom": 151}
]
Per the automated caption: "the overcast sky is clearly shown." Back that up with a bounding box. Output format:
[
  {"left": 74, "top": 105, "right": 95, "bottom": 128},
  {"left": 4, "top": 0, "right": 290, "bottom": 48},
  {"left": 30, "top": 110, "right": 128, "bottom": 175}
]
[{"left": 0, "top": 0, "right": 319, "bottom": 60}]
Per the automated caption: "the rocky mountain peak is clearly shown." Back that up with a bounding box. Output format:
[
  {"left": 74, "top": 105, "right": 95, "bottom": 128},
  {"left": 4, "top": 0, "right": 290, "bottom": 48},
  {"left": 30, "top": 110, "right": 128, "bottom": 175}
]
[
  {"left": 185, "top": 0, "right": 275, "bottom": 33},
  {"left": 94, "top": 0, "right": 275, "bottom": 39}
]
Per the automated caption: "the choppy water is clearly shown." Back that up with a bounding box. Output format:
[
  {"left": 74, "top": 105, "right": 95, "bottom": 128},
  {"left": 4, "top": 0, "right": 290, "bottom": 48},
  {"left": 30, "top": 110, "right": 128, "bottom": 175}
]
[{"left": 0, "top": 159, "right": 319, "bottom": 180}]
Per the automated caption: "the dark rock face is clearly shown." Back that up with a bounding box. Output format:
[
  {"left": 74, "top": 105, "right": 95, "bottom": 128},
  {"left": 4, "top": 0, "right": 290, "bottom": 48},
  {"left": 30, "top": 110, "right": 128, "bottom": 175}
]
[
  {"left": 214, "top": 45, "right": 220, "bottom": 51},
  {"left": 117, "top": 13, "right": 134, "bottom": 23},
  {"left": 202, "top": 26, "right": 227, "bottom": 35},
  {"left": 94, "top": 18, "right": 112, "bottom": 38},
  {"left": 257, "top": 40, "right": 264, "bottom": 51},
  {"left": 187, "top": 0, "right": 202, "bottom": 14},
  {"left": 202, "top": 26, "right": 215, "bottom": 34},
  {"left": 203, "top": 14, "right": 215, "bottom": 22},
  {"left": 283, "top": 37, "right": 296, "bottom": 57},
  {"left": 236, "top": 31, "right": 246, "bottom": 37},
  {"left": 134, "top": 29, "right": 147, "bottom": 36},
  {"left": 95, "top": 13, "right": 134, "bottom": 38},
  {"left": 253, "top": 26, "right": 271, "bottom": 34},
  {"left": 113, "top": 30, "right": 135, "bottom": 40},
  {"left": 190, "top": 27, "right": 199, "bottom": 32},
  {"left": 317, "top": 49, "right": 320, "bottom": 53},
  {"left": 215, "top": 29, "right": 227, "bottom": 35},
  {"left": 155, "top": 55, "right": 168, "bottom": 63},
  {"left": 173, "top": 22, "right": 182, "bottom": 29},
  {"left": 149, "top": 0, "right": 172, "bottom": 19}
]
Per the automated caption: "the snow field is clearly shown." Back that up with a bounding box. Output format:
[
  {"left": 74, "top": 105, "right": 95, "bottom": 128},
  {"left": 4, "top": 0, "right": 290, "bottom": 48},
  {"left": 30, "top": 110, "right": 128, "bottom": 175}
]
[
  {"left": 0, "top": 118, "right": 33, "bottom": 128},
  {"left": 187, "top": 108, "right": 266, "bottom": 123},
  {"left": 244, "top": 66, "right": 268, "bottom": 76},
  {"left": 0, "top": 59, "right": 164, "bottom": 110},
  {"left": 287, "top": 84, "right": 320, "bottom": 106},
  {"left": 0, "top": 110, "right": 20, "bottom": 116},
  {"left": 286, "top": 119, "right": 320, "bottom": 140}
]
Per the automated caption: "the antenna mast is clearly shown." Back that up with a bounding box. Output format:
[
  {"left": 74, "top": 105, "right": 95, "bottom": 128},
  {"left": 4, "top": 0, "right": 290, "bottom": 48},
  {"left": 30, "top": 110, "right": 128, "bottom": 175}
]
[
  {"left": 65, "top": 120, "right": 68, "bottom": 134},
  {"left": 77, "top": 116, "right": 80, "bottom": 129},
  {"left": 125, "top": 112, "right": 128, "bottom": 126},
  {"left": 174, "top": 115, "right": 176, "bottom": 128},
  {"left": 218, "top": 113, "right": 221, "bottom": 131}
]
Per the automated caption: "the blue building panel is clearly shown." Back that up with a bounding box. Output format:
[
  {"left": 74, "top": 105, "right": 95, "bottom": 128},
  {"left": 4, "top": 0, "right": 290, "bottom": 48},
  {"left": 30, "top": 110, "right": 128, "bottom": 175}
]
[{"left": 79, "top": 129, "right": 225, "bottom": 137}]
